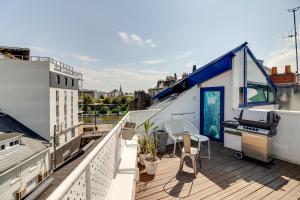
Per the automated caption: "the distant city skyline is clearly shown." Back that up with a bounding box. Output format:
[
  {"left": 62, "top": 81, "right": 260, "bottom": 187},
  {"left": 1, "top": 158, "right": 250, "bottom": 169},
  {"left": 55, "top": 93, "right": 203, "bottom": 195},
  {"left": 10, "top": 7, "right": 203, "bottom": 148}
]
[{"left": 0, "top": 0, "right": 299, "bottom": 92}]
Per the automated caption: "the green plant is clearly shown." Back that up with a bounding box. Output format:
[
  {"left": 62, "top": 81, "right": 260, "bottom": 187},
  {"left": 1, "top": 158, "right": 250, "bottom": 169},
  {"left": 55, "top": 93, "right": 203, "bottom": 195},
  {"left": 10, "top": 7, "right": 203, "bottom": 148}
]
[
  {"left": 143, "top": 120, "right": 157, "bottom": 137},
  {"left": 111, "top": 107, "right": 120, "bottom": 113},
  {"left": 138, "top": 136, "right": 147, "bottom": 154},
  {"left": 145, "top": 140, "right": 158, "bottom": 162},
  {"left": 99, "top": 106, "right": 109, "bottom": 114}
]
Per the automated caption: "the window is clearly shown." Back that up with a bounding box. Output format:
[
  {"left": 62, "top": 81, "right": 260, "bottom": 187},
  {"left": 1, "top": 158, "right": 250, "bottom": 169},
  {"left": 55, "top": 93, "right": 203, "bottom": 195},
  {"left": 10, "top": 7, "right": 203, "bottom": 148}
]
[
  {"left": 15, "top": 140, "right": 19, "bottom": 145},
  {"left": 56, "top": 91, "right": 59, "bottom": 125},
  {"left": 1, "top": 145, "right": 5, "bottom": 150},
  {"left": 71, "top": 128, "right": 75, "bottom": 137},
  {"left": 71, "top": 79, "right": 74, "bottom": 87},
  {"left": 10, "top": 142, "right": 14, "bottom": 146},
  {"left": 71, "top": 91, "right": 74, "bottom": 126},
  {"left": 64, "top": 91, "right": 67, "bottom": 128},
  {"left": 65, "top": 77, "right": 68, "bottom": 86},
  {"left": 56, "top": 75, "right": 60, "bottom": 84},
  {"left": 239, "top": 49, "right": 276, "bottom": 106}
]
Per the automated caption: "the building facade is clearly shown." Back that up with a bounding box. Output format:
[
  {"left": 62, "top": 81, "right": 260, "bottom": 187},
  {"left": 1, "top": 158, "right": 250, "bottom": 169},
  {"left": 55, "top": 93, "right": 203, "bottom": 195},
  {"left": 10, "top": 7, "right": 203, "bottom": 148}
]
[
  {"left": 0, "top": 113, "right": 51, "bottom": 200},
  {"left": 0, "top": 47, "right": 83, "bottom": 167}
]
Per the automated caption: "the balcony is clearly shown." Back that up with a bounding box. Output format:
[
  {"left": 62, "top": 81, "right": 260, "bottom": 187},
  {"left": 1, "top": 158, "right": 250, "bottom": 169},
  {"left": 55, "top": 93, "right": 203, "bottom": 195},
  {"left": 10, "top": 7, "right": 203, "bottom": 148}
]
[{"left": 46, "top": 109, "right": 300, "bottom": 200}]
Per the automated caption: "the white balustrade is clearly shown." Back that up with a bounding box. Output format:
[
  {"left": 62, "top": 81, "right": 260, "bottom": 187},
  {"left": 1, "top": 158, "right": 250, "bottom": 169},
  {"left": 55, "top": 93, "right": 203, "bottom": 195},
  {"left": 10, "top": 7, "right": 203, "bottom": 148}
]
[{"left": 46, "top": 110, "right": 155, "bottom": 200}]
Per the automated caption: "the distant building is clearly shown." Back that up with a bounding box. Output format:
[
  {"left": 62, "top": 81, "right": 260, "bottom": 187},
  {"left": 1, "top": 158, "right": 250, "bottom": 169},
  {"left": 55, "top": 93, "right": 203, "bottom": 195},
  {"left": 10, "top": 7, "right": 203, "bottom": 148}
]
[
  {"left": 148, "top": 73, "right": 190, "bottom": 97},
  {"left": 107, "top": 85, "right": 124, "bottom": 97},
  {"left": 0, "top": 113, "right": 51, "bottom": 200},
  {"left": 0, "top": 46, "right": 83, "bottom": 168},
  {"left": 128, "top": 91, "right": 152, "bottom": 110}
]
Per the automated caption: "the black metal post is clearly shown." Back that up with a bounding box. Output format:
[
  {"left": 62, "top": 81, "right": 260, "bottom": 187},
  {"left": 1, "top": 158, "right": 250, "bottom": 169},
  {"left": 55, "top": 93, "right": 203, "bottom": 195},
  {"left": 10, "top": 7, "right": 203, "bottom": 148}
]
[{"left": 293, "top": 10, "right": 299, "bottom": 74}]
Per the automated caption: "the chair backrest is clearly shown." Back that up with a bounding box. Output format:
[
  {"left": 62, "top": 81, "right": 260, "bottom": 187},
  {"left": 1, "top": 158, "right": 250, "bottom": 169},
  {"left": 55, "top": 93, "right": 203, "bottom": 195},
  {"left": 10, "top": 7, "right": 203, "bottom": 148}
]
[
  {"left": 164, "top": 119, "right": 199, "bottom": 136},
  {"left": 183, "top": 134, "right": 191, "bottom": 153}
]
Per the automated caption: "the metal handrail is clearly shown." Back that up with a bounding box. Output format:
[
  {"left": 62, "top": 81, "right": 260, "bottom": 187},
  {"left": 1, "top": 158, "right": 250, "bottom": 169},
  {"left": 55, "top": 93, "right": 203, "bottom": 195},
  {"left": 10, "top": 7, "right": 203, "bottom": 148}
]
[
  {"left": 46, "top": 112, "right": 130, "bottom": 200},
  {"left": 0, "top": 54, "right": 83, "bottom": 78}
]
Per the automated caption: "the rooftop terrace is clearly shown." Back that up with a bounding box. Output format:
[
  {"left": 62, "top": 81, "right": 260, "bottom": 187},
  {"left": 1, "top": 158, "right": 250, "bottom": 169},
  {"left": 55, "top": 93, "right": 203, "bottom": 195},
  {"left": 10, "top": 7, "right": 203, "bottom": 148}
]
[{"left": 45, "top": 109, "right": 300, "bottom": 200}]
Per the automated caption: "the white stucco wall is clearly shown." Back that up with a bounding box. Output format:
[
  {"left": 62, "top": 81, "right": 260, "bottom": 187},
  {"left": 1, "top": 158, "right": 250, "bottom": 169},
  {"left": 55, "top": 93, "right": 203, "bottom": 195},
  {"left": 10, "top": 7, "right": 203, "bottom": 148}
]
[
  {"left": 50, "top": 88, "right": 79, "bottom": 148},
  {"left": 0, "top": 149, "right": 51, "bottom": 200},
  {"left": 0, "top": 60, "right": 50, "bottom": 140},
  {"left": 272, "top": 110, "right": 300, "bottom": 165}
]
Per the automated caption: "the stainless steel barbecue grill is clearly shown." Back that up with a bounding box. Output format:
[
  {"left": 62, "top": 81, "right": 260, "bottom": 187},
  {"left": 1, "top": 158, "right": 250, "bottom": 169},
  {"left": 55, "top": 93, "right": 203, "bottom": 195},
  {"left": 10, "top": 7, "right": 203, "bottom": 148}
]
[{"left": 236, "top": 109, "right": 281, "bottom": 163}]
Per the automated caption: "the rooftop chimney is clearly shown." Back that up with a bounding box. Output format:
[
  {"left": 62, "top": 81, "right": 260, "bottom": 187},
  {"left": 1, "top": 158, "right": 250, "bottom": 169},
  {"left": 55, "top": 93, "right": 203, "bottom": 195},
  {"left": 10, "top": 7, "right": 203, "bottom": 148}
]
[
  {"left": 271, "top": 67, "right": 278, "bottom": 75},
  {"left": 285, "top": 65, "right": 292, "bottom": 74},
  {"left": 193, "top": 65, "right": 197, "bottom": 72}
]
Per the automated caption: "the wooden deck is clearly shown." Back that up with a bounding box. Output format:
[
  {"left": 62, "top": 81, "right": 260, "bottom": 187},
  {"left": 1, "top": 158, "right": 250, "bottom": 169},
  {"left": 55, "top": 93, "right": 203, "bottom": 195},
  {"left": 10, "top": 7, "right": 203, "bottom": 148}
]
[{"left": 136, "top": 142, "right": 300, "bottom": 200}]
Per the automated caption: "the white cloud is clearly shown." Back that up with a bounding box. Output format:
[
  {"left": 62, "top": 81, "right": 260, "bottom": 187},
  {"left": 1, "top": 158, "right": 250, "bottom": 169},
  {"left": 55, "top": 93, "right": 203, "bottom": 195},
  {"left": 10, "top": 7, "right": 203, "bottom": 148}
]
[
  {"left": 141, "top": 59, "right": 165, "bottom": 64},
  {"left": 117, "top": 31, "right": 157, "bottom": 48},
  {"left": 118, "top": 31, "right": 130, "bottom": 44},
  {"left": 80, "top": 66, "right": 168, "bottom": 92},
  {"left": 265, "top": 42, "right": 297, "bottom": 73},
  {"left": 73, "top": 54, "right": 98, "bottom": 63},
  {"left": 177, "top": 51, "right": 193, "bottom": 58}
]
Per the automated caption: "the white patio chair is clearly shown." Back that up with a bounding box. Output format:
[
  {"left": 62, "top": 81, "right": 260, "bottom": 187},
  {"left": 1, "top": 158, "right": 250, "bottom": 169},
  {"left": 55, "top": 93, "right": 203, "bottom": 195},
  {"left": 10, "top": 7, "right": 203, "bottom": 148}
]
[{"left": 164, "top": 119, "right": 210, "bottom": 159}]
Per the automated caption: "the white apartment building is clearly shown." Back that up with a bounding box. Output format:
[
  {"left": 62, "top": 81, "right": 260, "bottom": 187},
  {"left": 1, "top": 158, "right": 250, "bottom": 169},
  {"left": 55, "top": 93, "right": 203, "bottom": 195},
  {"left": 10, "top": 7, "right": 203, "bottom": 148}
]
[{"left": 0, "top": 47, "right": 83, "bottom": 167}]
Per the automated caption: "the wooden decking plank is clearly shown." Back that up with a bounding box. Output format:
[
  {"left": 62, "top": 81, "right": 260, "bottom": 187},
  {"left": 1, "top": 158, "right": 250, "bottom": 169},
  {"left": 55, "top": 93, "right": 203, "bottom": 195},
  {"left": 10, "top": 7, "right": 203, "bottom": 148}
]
[
  {"left": 242, "top": 165, "right": 300, "bottom": 200},
  {"left": 222, "top": 163, "right": 296, "bottom": 200},
  {"left": 137, "top": 154, "right": 236, "bottom": 195},
  {"left": 136, "top": 158, "right": 246, "bottom": 199},
  {"left": 262, "top": 171, "right": 300, "bottom": 200},
  {"left": 181, "top": 163, "right": 264, "bottom": 200},
  {"left": 280, "top": 183, "right": 300, "bottom": 200},
  {"left": 136, "top": 142, "right": 300, "bottom": 200},
  {"left": 137, "top": 159, "right": 249, "bottom": 200},
  {"left": 201, "top": 160, "right": 286, "bottom": 200},
  {"left": 163, "top": 162, "right": 259, "bottom": 200}
]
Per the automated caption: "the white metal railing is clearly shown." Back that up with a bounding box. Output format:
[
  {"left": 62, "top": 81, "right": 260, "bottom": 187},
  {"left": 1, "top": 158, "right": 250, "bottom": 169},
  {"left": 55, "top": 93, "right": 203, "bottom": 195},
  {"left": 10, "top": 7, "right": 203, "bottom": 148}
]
[
  {"left": 0, "top": 54, "right": 82, "bottom": 78},
  {"left": 46, "top": 110, "right": 157, "bottom": 200},
  {"left": 46, "top": 112, "right": 131, "bottom": 200}
]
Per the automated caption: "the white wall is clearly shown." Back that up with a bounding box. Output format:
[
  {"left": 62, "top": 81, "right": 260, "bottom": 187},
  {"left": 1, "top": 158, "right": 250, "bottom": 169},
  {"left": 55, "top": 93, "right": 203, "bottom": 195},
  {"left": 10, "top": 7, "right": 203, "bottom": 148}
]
[
  {"left": 0, "top": 60, "right": 50, "bottom": 140},
  {"left": 0, "top": 149, "right": 50, "bottom": 200},
  {"left": 50, "top": 88, "right": 79, "bottom": 148},
  {"left": 272, "top": 110, "right": 300, "bottom": 165}
]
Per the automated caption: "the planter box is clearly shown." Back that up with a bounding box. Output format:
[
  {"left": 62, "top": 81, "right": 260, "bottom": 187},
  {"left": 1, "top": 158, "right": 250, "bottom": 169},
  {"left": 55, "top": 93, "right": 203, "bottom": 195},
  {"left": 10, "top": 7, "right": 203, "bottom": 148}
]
[{"left": 121, "top": 122, "right": 136, "bottom": 140}]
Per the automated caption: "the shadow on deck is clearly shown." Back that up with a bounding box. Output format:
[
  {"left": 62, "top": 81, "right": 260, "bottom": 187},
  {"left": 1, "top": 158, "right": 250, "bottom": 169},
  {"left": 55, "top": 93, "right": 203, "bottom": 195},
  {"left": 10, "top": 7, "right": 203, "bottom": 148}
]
[{"left": 136, "top": 142, "right": 300, "bottom": 200}]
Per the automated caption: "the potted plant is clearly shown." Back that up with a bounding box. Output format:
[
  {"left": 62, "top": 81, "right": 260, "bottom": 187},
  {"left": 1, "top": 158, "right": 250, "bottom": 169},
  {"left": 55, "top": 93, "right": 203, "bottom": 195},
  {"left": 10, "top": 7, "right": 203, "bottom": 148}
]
[
  {"left": 144, "top": 139, "right": 160, "bottom": 175},
  {"left": 138, "top": 136, "right": 147, "bottom": 165},
  {"left": 121, "top": 122, "right": 136, "bottom": 140},
  {"left": 142, "top": 120, "right": 160, "bottom": 175}
]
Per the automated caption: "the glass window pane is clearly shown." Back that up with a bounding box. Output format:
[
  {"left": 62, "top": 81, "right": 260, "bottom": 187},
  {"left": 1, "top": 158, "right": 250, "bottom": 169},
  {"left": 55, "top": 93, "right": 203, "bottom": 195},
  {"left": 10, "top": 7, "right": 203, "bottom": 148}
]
[{"left": 246, "top": 52, "right": 275, "bottom": 104}]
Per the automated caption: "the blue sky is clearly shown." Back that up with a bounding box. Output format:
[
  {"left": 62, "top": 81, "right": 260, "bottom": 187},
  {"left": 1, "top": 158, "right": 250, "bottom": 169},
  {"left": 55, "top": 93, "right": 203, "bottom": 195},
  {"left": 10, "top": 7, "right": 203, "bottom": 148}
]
[{"left": 0, "top": 0, "right": 299, "bottom": 92}]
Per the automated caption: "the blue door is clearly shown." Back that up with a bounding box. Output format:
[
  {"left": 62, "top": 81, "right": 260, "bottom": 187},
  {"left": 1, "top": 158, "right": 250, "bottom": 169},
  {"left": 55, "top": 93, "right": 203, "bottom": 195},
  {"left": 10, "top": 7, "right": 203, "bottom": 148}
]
[{"left": 200, "top": 87, "right": 225, "bottom": 143}]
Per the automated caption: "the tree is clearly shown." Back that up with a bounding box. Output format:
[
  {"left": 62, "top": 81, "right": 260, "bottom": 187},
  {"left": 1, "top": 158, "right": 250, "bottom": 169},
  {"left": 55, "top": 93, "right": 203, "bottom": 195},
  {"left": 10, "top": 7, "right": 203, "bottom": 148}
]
[
  {"left": 103, "top": 97, "right": 112, "bottom": 104},
  {"left": 111, "top": 107, "right": 120, "bottom": 114},
  {"left": 83, "top": 94, "right": 94, "bottom": 113},
  {"left": 120, "top": 96, "right": 128, "bottom": 105},
  {"left": 112, "top": 97, "right": 120, "bottom": 105},
  {"left": 120, "top": 104, "right": 128, "bottom": 112},
  {"left": 99, "top": 106, "right": 109, "bottom": 114}
]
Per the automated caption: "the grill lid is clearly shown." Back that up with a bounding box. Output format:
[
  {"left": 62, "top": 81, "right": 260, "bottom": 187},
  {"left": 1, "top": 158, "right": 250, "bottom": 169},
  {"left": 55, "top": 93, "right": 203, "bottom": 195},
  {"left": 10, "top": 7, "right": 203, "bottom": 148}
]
[{"left": 238, "top": 109, "right": 280, "bottom": 130}]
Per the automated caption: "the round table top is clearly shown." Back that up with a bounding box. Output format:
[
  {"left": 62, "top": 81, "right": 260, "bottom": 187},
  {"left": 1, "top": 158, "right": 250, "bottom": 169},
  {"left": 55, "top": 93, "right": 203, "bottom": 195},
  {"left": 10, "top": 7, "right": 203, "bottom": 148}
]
[{"left": 192, "top": 134, "right": 209, "bottom": 142}]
